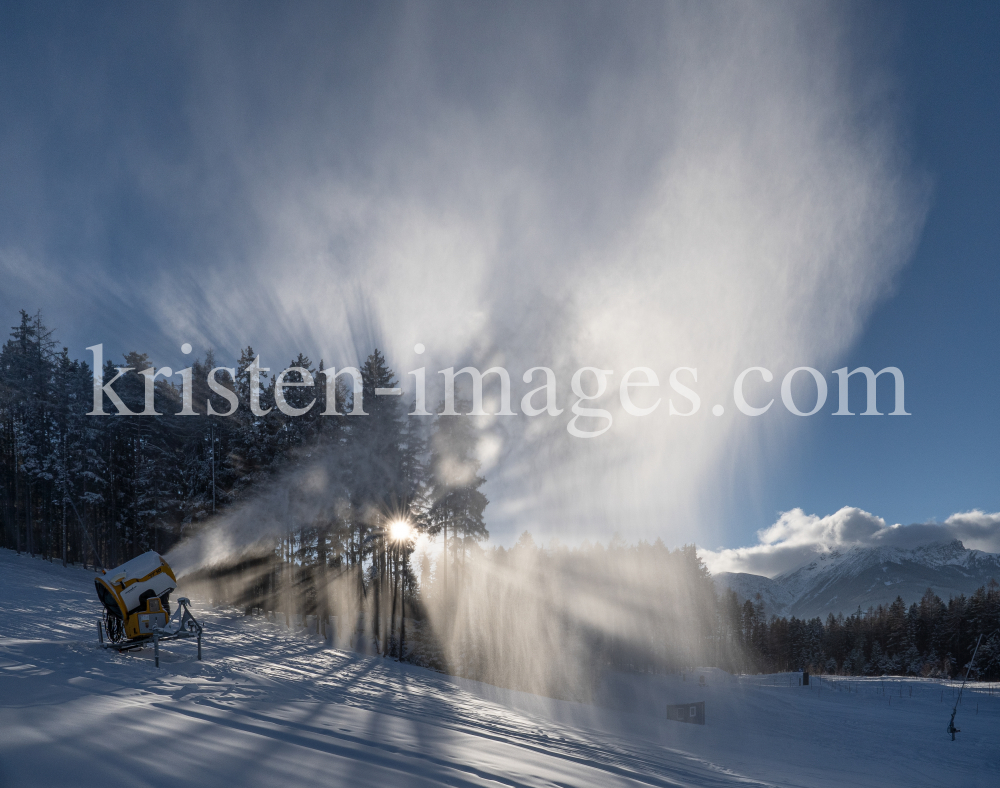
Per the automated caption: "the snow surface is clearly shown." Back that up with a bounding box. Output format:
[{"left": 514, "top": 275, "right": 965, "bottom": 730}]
[{"left": 1, "top": 548, "right": 997, "bottom": 788}]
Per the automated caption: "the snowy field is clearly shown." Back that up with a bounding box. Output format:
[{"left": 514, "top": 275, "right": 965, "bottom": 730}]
[{"left": 0, "top": 549, "right": 996, "bottom": 788}]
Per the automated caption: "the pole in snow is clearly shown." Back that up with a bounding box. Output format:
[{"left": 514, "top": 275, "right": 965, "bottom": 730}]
[{"left": 948, "top": 632, "right": 985, "bottom": 740}]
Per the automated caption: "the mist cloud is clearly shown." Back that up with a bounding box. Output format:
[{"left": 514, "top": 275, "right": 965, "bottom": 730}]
[
  {"left": 0, "top": 3, "right": 929, "bottom": 546},
  {"left": 158, "top": 3, "right": 927, "bottom": 546},
  {"left": 700, "top": 507, "right": 1000, "bottom": 578}
]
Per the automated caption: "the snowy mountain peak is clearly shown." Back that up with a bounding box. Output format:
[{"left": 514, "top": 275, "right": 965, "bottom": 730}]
[{"left": 716, "top": 539, "right": 1000, "bottom": 620}]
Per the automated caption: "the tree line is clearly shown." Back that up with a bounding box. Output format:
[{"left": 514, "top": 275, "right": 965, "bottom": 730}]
[{"left": 721, "top": 581, "right": 1000, "bottom": 681}]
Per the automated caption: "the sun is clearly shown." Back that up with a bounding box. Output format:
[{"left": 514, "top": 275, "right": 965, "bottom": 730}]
[{"left": 389, "top": 520, "right": 412, "bottom": 541}]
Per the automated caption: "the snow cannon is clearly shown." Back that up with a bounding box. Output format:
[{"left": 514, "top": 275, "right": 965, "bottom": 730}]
[{"left": 95, "top": 551, "right": 177, "bottom": 645}]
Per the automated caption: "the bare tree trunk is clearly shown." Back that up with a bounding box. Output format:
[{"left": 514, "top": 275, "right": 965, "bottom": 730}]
[
  {"left": 14, "top": 452, "right": 20, "bottom": 555},
  {"left": 387, "top": 549, "right": 394, "bottom": 656},
  {"left": 385, "top": 543, "right": 391, "bottom": 651},
  {"left": 400, "top": 551, "right": 407, "bottom": 661},
  {"left": 317, "top": 528, "right": 328, "bottom": 640},
  {"left": 26, "top": 480, "right": 32, "bottom": 557},
  {"left": 62, "top": 435, "right": 67, "bottom": 567},
  {"left": 284, "top": 534, "right": 291, "bottom": 627},
  {"left": 373, "top": 538, "right": 382, "bottom": 654}
]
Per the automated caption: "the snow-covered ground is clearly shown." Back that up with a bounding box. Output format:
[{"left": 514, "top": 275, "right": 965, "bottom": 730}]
[{"left": 1, "top": 549, "right": 996, "bottom": 788}]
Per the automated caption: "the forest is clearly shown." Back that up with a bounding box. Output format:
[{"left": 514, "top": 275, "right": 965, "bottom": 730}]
[
  {"left": 2, "top": 309, "right": 998, "bottom": 692},
  {"left": 719, "top": 581, "right": 1000, "bottom": 681}
]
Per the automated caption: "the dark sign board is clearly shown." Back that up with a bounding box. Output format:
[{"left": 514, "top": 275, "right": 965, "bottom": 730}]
[{"left": 666, "top": 701, "right": 705, "bottom": 725}]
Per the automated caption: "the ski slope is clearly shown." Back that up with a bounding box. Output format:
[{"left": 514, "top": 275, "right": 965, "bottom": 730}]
[{"left": 1, "top": 549, "right": 996, "bottom": 788}]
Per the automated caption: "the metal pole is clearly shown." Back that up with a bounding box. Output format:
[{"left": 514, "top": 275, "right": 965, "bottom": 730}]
[
  {"left": 956, "top": 634, "right": 984, "bottom": 707},
  {"left": 154, "top": 634, "right": 159, "bottom": 668},
  {"left": 197, "top": 630, "right": 202, "bottom": 661},
  {"left": 948, "top": 633, "right": 985, "bottom": 740}
]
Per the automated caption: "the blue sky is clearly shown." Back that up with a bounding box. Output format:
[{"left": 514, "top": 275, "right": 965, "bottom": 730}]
[
  {"left": 0, "top": 2, "right": 997, "bottom": 559},
  {"left": 736, "top": 1, "right": 1000, "bottom": 537}
]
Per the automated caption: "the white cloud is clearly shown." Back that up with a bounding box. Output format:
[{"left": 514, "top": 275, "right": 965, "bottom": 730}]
[{"left": 700, "top": 507, "right": 1000, "bottom": 578}]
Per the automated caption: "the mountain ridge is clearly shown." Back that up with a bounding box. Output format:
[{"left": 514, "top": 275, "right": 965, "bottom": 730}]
[{"left": 713, "top": 539, "right": 1000, "bottom": 620}]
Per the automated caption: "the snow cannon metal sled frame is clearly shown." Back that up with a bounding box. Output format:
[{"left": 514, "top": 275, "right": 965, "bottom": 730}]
[{"left": 95, "top": 551, "right": 203, "bottom": 666}]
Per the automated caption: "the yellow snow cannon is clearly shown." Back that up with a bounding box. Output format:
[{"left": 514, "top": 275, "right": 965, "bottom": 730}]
[{"left": 95, "top": 551, "right": 177, "bottom": 647}]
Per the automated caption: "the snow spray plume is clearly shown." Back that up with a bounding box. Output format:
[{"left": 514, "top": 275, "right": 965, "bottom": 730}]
[
  {"left": 164, "top": 439, "right": 383, "bottom": 641},
  {"left": 0, "top": 0, "right": 928, "bottom": 560},
  {"left": 418, "top": 539, "right": 723, "bottom": 700},
  {"left": 159, "top": 1, "right": 927, "bottom": 701},
  {"left": 170, "top": 476, "right": 731, "bottom": 700},
  {"left": 166, "top": 443, "right": 350, "bottom": 578},
  {"left": 103, "top": 1, "right": 928, "bottom": 546}
]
